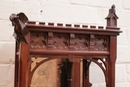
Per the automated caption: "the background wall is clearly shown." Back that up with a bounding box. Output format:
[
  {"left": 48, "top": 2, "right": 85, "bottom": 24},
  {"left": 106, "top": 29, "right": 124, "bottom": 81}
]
[{"left": 0, "top": 0, "right": 130, "bottom": 87}]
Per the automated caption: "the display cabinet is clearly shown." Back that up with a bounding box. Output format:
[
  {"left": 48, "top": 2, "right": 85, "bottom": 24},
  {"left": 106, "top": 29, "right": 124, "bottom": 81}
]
[{"left": 10, "top": 5, "right": 122, "bottom": 87}]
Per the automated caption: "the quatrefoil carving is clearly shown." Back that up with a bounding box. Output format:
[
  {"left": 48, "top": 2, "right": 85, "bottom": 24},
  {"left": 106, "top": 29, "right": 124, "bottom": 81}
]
[
  {"left": 74, "top": 35, "right": 89, "bottom": 50},
  {"left": 53, "top": 34, "right": 69, "bottom": 50},
  {"left": 94, "top": 36, "right": 108, "bottom": 51},
  {"left": 31, "top": 33, "right": 47, "bottom": 49}
]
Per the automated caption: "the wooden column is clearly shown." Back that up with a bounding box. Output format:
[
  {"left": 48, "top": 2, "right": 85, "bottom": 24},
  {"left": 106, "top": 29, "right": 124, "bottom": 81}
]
[
  {"left": 71, "top": 58, "right": 80, "bottom": 87},
  {"left": 83, "top": 60, "right": 91, "bottom": 87}
]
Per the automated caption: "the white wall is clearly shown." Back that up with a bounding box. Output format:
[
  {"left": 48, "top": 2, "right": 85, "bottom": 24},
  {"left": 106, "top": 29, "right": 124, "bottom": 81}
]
[{"left": 0, "top": 0, "right": 130, "bottom": 87}]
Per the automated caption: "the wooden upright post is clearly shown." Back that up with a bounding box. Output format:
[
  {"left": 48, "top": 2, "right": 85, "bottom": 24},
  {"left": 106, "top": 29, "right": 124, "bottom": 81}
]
[
  {"left": 107, "top": 36, "right": 117, "bottom": 87},
  {"left": 19, "top": 33, "right": 30, "bottom": 87}
]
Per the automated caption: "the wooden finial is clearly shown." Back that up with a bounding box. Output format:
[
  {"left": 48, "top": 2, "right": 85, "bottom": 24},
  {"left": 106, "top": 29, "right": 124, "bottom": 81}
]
[
  {"left": 9, "top": 12, "right": 29, "bottom": 43},
  {"left": 105, "top": 5, "right": 118, "bottom": 28}
]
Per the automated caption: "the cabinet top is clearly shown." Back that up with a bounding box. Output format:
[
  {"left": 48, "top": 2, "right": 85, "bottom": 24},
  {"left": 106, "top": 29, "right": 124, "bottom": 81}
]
[{"left": 9, "top": 5, "right": 122, "bottom": 44}]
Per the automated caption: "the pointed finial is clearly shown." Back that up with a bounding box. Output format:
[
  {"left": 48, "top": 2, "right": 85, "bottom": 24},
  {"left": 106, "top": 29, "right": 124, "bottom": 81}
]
[
  {"left": 111, "top": 4, "right": 115, "bottom": 13},
  {"left": 105, "top": 5, "right": 119, "bottom": 28},
  {"left": 106, "top": 4, "right": 118, "bottom": 19},
  {"left": 112, "top": 4, "right": 115, "bottom": 8}
]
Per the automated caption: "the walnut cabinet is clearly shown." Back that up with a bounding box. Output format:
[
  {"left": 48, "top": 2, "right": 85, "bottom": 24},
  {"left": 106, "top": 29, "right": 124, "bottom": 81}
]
[{"left": 10, "top": 5, "right": 122, "bottom": 87}]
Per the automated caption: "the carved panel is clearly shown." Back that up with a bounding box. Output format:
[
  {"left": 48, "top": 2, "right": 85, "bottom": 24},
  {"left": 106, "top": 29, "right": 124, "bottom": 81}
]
[
  {"left": 94, "top": 36, "right": 108, "bottom": 51},
  {"left": 73, "top": 35, "right": 89, "bottom": 50},
  {"left": 30, "top": 33, "right": 47, "bottom": 49},
  {"left": 53, "top": 33, "right": 69, "bottom": 50}
]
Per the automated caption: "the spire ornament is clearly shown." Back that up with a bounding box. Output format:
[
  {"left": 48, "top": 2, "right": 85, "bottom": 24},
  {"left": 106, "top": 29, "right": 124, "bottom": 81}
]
[{"left": 105, "top": 5, "right": 119, "bottom": 30}]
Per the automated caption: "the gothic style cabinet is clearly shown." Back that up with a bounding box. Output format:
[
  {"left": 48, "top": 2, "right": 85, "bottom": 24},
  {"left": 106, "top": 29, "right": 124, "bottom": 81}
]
[{"left": 10, "top": 5, "right": 122, "bottom": 87}]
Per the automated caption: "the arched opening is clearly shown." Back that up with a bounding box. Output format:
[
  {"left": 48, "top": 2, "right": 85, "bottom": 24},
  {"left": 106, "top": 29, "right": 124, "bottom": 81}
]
[
  {"left": 30, "top": 57, "right": 107, "bottom": 87},
  {"left": 90, "top": 62, "right": 106, "bottom": 86},
  {"left": 30, "top": 57, "right": 58, "bottom": 87},
  {"left": 30, "top": 57, "right": 74, "bottom": 87}
]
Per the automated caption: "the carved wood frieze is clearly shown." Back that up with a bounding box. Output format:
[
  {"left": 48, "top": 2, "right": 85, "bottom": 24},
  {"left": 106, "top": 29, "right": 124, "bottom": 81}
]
[{"left": 30, "top": 32, "right": 109, "bottom": 51}]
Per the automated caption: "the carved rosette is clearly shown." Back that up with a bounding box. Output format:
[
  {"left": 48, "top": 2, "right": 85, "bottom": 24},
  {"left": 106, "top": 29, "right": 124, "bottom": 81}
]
[
  {"left": 30, "top": 33, "right": 47, "bottom": 49},
  {"left": 73, "top": 35, "right": 89, "bottom": 50},
  {"left": 94, "top": 36, "right": 108, "bottom": 51},
  {"left": 52, "top": 33, "right": 69, "bottom": 50}
]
